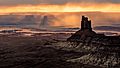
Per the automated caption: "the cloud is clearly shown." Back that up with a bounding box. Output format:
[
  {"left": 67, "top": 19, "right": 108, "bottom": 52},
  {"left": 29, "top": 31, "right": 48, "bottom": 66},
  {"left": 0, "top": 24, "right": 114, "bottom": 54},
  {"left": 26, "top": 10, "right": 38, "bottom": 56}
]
[{"left": 0, "top": 3, "right": 120, "bottom": 14}]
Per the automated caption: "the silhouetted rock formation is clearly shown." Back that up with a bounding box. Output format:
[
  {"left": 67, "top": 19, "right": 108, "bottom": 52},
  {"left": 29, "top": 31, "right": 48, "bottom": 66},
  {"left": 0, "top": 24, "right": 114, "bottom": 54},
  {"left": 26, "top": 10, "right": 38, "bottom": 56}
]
[
  {"left": 81, "top": 16, "right": 92, "bottom": 31},
  {"left": 67, "top": 16, "right": 120, "bottom": 46}
]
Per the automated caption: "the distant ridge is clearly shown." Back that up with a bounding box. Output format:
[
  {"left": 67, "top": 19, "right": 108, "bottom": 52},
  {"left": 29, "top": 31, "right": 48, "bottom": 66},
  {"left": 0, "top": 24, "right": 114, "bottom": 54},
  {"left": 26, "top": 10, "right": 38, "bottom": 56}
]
[{"left": 94, "top": 26, "right": 120, "bottom": 32}]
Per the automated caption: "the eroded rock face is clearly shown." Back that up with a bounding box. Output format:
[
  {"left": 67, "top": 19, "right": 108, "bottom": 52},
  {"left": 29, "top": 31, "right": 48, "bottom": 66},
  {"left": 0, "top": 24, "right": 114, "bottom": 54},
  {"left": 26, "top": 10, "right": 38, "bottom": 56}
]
[
  {"left": 52, "top": 41, "right": 120, "bottom": 67},
  {"left": 67, "top": 53, "right": 120, "bottom": 67}
]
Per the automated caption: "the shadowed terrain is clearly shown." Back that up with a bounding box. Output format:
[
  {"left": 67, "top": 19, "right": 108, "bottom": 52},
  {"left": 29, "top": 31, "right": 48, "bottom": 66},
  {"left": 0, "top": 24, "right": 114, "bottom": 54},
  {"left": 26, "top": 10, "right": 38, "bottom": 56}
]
[{"left": 0, "top": 34, "right": 102, "bottom": 68}]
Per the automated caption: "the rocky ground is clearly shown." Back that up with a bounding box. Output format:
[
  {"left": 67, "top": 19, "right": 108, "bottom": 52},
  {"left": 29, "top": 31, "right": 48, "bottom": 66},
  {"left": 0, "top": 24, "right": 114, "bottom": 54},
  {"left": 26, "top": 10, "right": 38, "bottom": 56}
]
[{"left": 0, "top": 33, "right": 119, "bottom": 68}]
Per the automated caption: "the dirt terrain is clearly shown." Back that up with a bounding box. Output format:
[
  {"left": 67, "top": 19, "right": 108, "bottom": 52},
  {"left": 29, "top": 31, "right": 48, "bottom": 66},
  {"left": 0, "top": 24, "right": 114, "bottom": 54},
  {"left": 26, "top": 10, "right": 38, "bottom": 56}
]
[{"left": 0, "top": 33, "right": 103, "bottom": 68}]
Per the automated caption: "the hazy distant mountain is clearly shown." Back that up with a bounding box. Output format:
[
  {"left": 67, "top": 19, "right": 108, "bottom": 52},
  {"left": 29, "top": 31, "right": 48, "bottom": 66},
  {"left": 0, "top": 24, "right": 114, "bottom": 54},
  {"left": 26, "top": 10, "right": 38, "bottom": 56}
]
[
  {"left": 0, "top": 12, "right": 120, "bottom": 29},
  {"left": 0, "top": 15, "right": 41, "bottom": 28},
  {"left": 18, "top": 15, "right": 35, "bottom": 25}
]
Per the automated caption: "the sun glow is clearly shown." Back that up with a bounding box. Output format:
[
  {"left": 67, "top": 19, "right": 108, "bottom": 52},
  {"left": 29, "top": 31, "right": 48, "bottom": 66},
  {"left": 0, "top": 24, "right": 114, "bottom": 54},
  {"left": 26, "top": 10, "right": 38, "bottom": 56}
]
[{"left": 0, "top": 3, "right": 120, "bottom": 14}]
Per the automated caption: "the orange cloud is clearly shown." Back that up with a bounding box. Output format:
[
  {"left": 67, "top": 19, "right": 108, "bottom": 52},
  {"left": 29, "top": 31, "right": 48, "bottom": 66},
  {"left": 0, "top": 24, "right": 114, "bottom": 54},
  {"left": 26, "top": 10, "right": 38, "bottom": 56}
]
[{"left": 0, "top": 3, "right": 120, "bottom": 14}]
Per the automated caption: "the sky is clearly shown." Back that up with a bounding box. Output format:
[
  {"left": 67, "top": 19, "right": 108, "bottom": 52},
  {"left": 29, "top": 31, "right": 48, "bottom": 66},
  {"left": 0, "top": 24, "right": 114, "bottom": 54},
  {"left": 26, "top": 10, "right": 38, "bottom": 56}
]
[
  {"left": 0, "top": 0, "right": 120, "bottom": 14},
  {"left": 0, "top": 0, "right": 119, "bottom": 28}
]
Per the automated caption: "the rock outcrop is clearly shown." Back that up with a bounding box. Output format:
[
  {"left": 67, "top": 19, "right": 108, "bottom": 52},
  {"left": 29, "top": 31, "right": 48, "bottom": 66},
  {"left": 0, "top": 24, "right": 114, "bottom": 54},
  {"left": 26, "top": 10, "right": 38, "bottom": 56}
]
[{"left": 67, "top": 16, "right": 120, "bottom": 46}]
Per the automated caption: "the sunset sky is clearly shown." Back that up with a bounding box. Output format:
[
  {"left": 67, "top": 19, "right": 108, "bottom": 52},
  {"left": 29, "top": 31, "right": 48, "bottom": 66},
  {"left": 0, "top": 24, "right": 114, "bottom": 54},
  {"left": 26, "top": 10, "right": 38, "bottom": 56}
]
[
  {"left": 0, "top": 0, "right": 119, "bottom": 28},
  {"left": 0, "top": 0, "right": 120, "bottom": 14}
]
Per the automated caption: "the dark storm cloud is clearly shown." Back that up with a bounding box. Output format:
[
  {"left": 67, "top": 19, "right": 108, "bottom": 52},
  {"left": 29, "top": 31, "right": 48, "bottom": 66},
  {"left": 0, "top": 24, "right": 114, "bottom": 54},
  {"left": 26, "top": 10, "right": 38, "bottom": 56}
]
[{"left": 0, "top": 0, "right": 120, "bottom": 6}]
